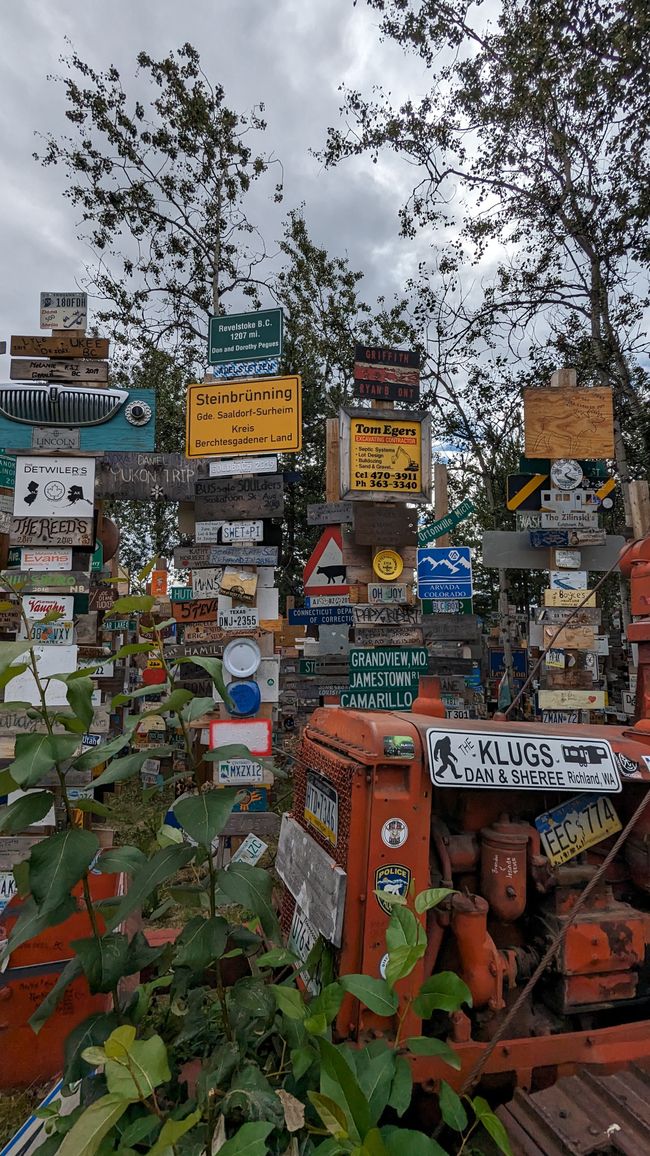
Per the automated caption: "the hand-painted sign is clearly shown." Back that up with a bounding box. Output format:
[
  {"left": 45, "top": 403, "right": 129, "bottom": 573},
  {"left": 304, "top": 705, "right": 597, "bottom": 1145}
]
[
  {"left": 194, "top": 474, "right": 284, "bottom": 519},
  {"left": 89, "top": 584, "right": 117, "bottom": 612},
  {"left": 191, "top": 568, "right": 224, "bottom": 599},
  {"left": 353, "top": 344, "right": 420, "bottom": 403},
  {"left": 39, "top": 291, "right": 88, "bottom": 330},
  {"left": 417, "top": 546, "right": 472, "bottom": 599},
  {"left": 535, "top": 793, "right": 621, "bottom": 866},
  {"left": 11, "top": 334, "right": 108, "bottom": 358},
  {"left": 341, "top": 409, "right": 431, "bottom": 503},
  {"left": 172, "top": 598, "right": 220, "bottom": 623},
  {"left": 4, "top": 571, "right": 89, "bottom": 593},
  {"left": 288, "top": 606, "right": 353, "bottom": 626},
  {"left": 523, "top": 387, "right": 614, "bottom": 459},
  {"left": 13, "top": 457, "right": 95, "bottom": 519},
  {"left": 352, "top": 604, "right": 422, "bottom": 627},
  {"left": 208, "top": 308, "right": 283, "bottom": 365},
  {"left": 10, "top": 358, "right": 108, "bottom": 383},
  {"left": 307, "top": 501, "right": 354, "bottom": 526},
  {"left": 186, "top": 377, "right": 301, "bottom": 458},
  {"left": 418, "top": 499, "right": 475, "bottom": 545},
  {"left": 544, "top": 589, "right": 596, "bottom": 607},
  {"left": 537, "top": 689, "right": 606, "bottom": 710},
  {"left": 353, "top": 626, "right": 423, "bottom": 646},
  {"left": 353, "top": 503, "right": 417, "bottom": 546},
  {"left": 174, "top": 543, "right": 278, "bottom": 568},
  {"left": 95, "top": 454, "right": 197, "bottom": 501},
  {"left": 426, "top": 725, "right": 619, "bottom": 791},
  {"left": 304, "top": 526, "right": 348, "bottom": 597}
]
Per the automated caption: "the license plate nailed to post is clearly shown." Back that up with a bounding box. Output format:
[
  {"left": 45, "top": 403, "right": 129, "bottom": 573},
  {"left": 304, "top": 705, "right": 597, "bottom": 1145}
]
[
  {"left": 426, "top": 725, "right": 621, "bottom": 792},
  {"left": 535, "top": 793, "right": 621, "bottom": 866}
]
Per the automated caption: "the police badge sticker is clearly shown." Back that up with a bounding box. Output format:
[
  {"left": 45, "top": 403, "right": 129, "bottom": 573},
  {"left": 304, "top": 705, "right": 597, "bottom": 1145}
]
[
  {"left": 375, "top": 865, "right": 412, "bottom": 914},
  {"left": 380, "top": 817, "right": 409, "bottom": 849}
]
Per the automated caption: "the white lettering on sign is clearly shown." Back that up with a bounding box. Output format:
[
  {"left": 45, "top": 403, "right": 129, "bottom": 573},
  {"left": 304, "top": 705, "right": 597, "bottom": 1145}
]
[
  {"left": 21, "top": 548, "right": 73, "bottom": 571},
  {"left": 426, "top": 726, "right": 621, "bottom": 792}
]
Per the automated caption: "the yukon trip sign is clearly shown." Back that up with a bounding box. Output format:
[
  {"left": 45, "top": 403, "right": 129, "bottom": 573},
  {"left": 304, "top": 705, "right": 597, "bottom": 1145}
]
[{"left": 426, "top": 725, "right": 621, "bottom": 793}]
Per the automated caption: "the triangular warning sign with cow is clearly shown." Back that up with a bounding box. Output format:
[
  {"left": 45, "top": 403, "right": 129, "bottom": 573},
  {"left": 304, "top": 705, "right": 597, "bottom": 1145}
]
[{"left": 303, "top": 525, "right": 349, "bottom": 596}]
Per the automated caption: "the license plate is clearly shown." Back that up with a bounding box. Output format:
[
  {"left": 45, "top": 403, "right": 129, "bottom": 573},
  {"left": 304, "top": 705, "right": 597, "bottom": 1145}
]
[
  {"left": 304, "top": 772, "right": 339, "bottom": 846},
  {"left": 535, "top": 793, "right": 621, "bottom": 866},
  {"left": 288, "top": 905, "right": 320, "bottom": 994}
]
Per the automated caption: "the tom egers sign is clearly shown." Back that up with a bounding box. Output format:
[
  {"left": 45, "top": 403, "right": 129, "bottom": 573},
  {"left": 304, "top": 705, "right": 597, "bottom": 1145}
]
[{"left": 185, "top": 376, "right": 302, "bottom": 458}]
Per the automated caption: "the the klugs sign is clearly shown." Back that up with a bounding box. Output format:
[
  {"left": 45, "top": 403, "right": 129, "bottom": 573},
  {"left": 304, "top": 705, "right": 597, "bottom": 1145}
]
[
  {"left": 339, "top": 408, "right": 432, "bottom": 503},
  {"left": 185, "top": 376, "right": 302, "bottom": 458}
]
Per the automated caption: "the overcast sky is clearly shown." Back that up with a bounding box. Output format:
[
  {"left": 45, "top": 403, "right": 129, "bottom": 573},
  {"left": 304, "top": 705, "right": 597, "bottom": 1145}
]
[{"left": 0, "top": 0, "right": 436, "bottom": 350}]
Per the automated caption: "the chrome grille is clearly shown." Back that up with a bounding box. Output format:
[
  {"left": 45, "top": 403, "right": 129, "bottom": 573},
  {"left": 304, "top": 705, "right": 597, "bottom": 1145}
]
[{"left": 0, "top": 384, "right": 128, "bottom": 427}]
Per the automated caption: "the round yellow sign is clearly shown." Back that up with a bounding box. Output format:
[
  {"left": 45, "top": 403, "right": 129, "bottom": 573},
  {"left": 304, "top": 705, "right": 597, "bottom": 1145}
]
[{"left": 373, "top": 549, "right": 404, "bottom": 580}]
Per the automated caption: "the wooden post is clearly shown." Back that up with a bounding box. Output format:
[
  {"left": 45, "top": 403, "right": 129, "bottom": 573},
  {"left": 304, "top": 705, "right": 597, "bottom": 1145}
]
[
  {"left": 434, "top": 463, "right": 450, "bottom": 547},
  {"left": 629, "top": 480, "right": 650, "bottom": 540},
  {"left": 326, "top": 418, "right": 340, "bottom": 502}
]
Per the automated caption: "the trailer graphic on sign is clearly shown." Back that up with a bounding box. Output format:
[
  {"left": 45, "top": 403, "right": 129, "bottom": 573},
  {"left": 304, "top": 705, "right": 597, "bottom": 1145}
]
[{"left": 426, "top": 726, "right": 620, "bottom": 792}]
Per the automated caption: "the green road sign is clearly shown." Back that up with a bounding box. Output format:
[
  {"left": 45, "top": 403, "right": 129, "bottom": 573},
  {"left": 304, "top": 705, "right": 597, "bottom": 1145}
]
[
  {"left": 208, "top": 308, "right": 283, "bottom": 365},
  {"left": 418, "top": 498, "right": 474, "bottom": 545},
  {"left": 0, "top": 452, "right": 16, "bottom": 490},
  {"left": 421, "top": 598, "right": 473, "bottom": 614},
  {"left": 349, "top": 647, "right": 428, "bottom": 671},
  {"left": 91, "top": 541, "right": 104, "bottom": 573}
]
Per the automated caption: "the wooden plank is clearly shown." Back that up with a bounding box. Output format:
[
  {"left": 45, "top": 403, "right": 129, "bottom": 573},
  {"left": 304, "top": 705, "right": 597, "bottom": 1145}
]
[
  {"left": 542, "top": 625, "right": 596, "bottom": 650},
  {"left": 353, "top": 603, "right": 422, "bottom": 627},
  {"left": 95, "top": 454, "right": 198, "bottom": 501},
  {"left": 536, "top": 606, "right": 601, "bottom": 625},
  {"left": 10, "top": 335, "right": 109, "bottom": 359},
  {"left": 10, "top": 358, "right": 109, "bottom": 382},
  {"left": 353, "top": 626, "right": 424, "bottom": 646},
  {"left": 482, "top": 531, "right": 623, "bottom": 571},
  {"left": 276, "top": 814, "right": 347, "bottom": 945},
  {"left": 194, "top": 474, "right": 284, "bottom": 519},
  {"left": 543, "top": 589, "right": 596, "bottom": 607},
  {"left": 523, "top": 386, "right": 614, "bottom": 458},
  {"left": 9, "top": 517, "right": 94, "bottom": 547},
  {"left": 629, "top": 479, "right": 650, "bottom": 539},
  {"left": 537, "top": 688, "right": 606, "bottom": 710},
  {"left": 89, "top": 584, "right": 117, "bottom": 612},
  {"left": 421, "top": 614, "right": 481, "bottom": 641},
  {"left": 221, "top": 812, "right": 281, "bottom": 838},
  {"left": 307, "top": 501, "right": 353, "bottom": 526},
  {"left": 353, "top": 503, "right": 417, "bottom": 545},
  {"left": 326, "top": 418, "right": 340, "bottom": 502},
  {"left": 174, "top": 543, "right": 278, "bottom": 568},
  {"left": 172, "top": 597, "right": 220, "bottom": 624}
]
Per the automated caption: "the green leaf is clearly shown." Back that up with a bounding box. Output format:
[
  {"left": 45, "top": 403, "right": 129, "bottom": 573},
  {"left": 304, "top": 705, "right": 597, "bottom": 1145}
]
[
  {"left": 72, "top": 798, "right": 110, "bottom": 817},
  {"left": 108, "top": 595, "right": 155, "bottom": 614},
  {"left": 270, "top": 983, "right": 307, "bottom": 1020},
  {"left": 30, "top": 956, "right": 83, "bottom": 1033},
  {"left": 119, "top": 1114, "right": 161, "bottom": 1148},
  {"left": 412, "top": 971, "right": 473, "bottom": 1017},
  {"left": 104, "top": 1031, "right": 171, "bottom": 1100},
  {"left": 106, "top": 844, "right": 195, "bottom": 930},
  {"left": 147, "top": 1109, "right": 202, "bottom": 1155},
  {"left": 29, "top": 828, "right": 99, "bottom": 914},
  {"left": 216, "top": 1121, "right": 275, "bottom": 1156},
  {"left": 339, "top": 975, "right": 399, "bottom": 1017},
  {"left": 66, "top": 676, "right": 95, "bottom": 730},
  {"left": 387, "top": 1056, "right": 412, "bottom": 1117},
  {"left": 472, "top": 1096, "right": 513, "bottom": 1155},
  {"left": 137, "top": 557, "right": 158, "bottom": 584},
  {"left": 73, "top": 731, "right": 132, "bottom": 771},
  {"left": 0, "top": 766, "right": 17, "bottom": 795},
  {"left": 3, "top": 895, "right": 77, "bottom": 964},
  {"left": 174, "top": 915, "right": 228, "bottom": 970},
  {"left": 414, "top": 888, "right": 455, "bottom": 915},
  {"left": 142, "top": 688, "right": 193, "bottom": 716},
  {"left": 308, "top": 1091, "right": 349, "bottom": 1138},
  {"left": 222, "top": 1065, "right": 284, "bottom": 1126},
  {"left": 180, "top": 654, "right": 229, "bottom": 698},
  {"left": 0, "top": 790, "right": 53, "bottom": 832},
  {"left": 385, "top": 944, "right": 425, "bottom": 987},
  {"left": 181, "top": 695, "right": 217, "bottom": 723},
  {"left": 72, "top": 933, "right": 130, "bottom": 994},
  {"left": 438, "top": 1081, "right": 468, "bottom": 1133},
  {"left": 317, "top": 1037, "right": 371, "bottom": 1143},
  {"left": 56, "top": 1093, "right": 129, "bottom": 1156},
  {"left": 10, "top": 732, "right": 80, "bottom": 787},
  {"left": 63, "top": 1012, "right": 121, "bottom": 1083},
  {"left": 174, "top": 789, "right": 238, "bottom": 846},
  {"left": 92, "top": 747, "right": 171, "bottom": 788},
  {"left": 114, "top": 642, "right": 156, "bottom": 658},
  {"left": 358, "top": 1049, "right": 396, "bottom": 1125},
  {"left": 308, "top": 981, "right": 345, "bottom": 1025},
  {"left": 291, "top": 1044, "right": 317, "bottom": 1080},
  {"left": 405, "top": 1037, "right": 461, "bottom": 1068},
  {"left": 386, "top": 904, "right": 426, "bottom": 952},
  {"left": 381, "top": 1127, "right": 448, "bottom": 1156},
  {"left": 95, "top": 845, "right": 146, "bottom": 875},
  {"left": 217, "top": 862, "right": 280, "bottom": 939},
  {"left": 0, "top": 640, "right": 32, "bottom": 678},
  {"left": 257, "top": 947, "right": 299, "bottom": 967}
]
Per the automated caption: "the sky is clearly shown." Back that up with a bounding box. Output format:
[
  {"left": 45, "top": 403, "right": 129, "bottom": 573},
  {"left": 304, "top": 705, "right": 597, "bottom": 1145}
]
[{"left": 0, "top": 0, "right": 433, "bottom": 350}]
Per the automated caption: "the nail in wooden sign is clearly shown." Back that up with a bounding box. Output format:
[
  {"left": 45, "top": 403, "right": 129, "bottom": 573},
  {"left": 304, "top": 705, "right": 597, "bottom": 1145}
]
[
  {"left": 194, "top": 474, "right": 284, "bottom": 519},
  {"left": 95, "top": 454, "right": 198, "bottom": 501},
  {"left": 9, "top": 517, "right": 94, "bottom": 547},
  {"left": 10, "top": 335, "right": 109, "bottom": 359},
  {"left": 10, "top": 359, "right": 109, "bottom": 383},
  {"left": 353, "top": 503, "right": 418, "bottom": 546}
]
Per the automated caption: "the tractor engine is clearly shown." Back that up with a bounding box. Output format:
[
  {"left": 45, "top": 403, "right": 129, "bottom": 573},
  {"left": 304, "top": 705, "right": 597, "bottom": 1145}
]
[{"left": 280, "top": 703, "right": 650, "bottom": 1085}]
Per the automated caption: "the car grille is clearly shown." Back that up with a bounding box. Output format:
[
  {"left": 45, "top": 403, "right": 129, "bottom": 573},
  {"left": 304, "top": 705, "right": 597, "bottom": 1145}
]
[{"left": 0, "top": 383, "right": 128, "bottom": 427}]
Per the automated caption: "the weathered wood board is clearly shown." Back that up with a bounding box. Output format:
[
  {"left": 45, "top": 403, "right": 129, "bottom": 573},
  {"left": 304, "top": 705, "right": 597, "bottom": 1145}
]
[
  {"left": 10, "top": 358, "right": 109, "bottom": 382},
  {"left": 1, "top": 571, "right": 90, "bottom": 593},
  {"left": 542, "top": 625, "right": 596, "bottom": 650},
  {"left": 537, "top": 688, "right": 606, "bottom": 710},
  {"left": 352, "top": 627, "right": 424, "bottom": 646},
  {"left": 10, "top": 335, "right": 109, "bottom": 359},
  {"left": 307, "top": 501, "right": 354, "bottom": 526},
  {"left": 353, "top": 603, "right": 422, "bottom": 628},
  {"left": 276, "top": 814, "right": 347, "bottom": 946},
  {"left": 543, "top": 589, "right": 596, "bottom": 607},
  {"left": 9, "top": 517, "right": 94, "bottom": 547},
  {"left": 172, "top": 597, "right": 220, "bottom": 624},
  {"left": 95, "top": 454, "right": 198, "bottom": 501},
  {"left": 523, "top": 387, "right": 614, "bottom": 458},
  {"left": 536, "top": 606, "right": 601, "bottom": 625},
  {"left": 421, "top": 614, "right": 481, "bottom": 642},
  {"left": 195, "top": 474, "right": 284, "bottom": 519},
  {"left": 482, "top": 531, "right": 623, "bottom": 571},
  {"left": 353, "top": 503, "right": 418, "bottom": 545}
]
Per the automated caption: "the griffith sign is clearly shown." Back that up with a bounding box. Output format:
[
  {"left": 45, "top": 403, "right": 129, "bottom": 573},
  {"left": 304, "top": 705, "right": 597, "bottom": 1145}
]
[{"left": 353, "top": 344, "right": 420, "bottom": 404}]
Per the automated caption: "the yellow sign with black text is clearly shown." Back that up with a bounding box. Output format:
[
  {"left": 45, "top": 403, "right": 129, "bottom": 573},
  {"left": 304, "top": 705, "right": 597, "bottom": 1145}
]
[
  {"left": 350, "top": 416, "right": 423, "bottom": 494},
  {"left": 185, "top": 376, "right": 302, "bottom": 459}
]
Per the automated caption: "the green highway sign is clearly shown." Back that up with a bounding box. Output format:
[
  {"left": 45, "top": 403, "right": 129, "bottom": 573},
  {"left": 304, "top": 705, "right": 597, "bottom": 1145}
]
[
  {"left": 349, "top": 647, "right": 428, "bottom": 671},
  {"left": 418, "top": 498, "right": 474, "bottom": 546},
  {"left": 341, "top": 688, "right": 415, "bottom": 710},
  {"left": 421, "top": 598, "right": 473, "bottom": 614},
  {"left": 208, "top": 308, "right": 283, "bottom": 366},
  {"left": 0, "top": 451, "right": 16, "bottom": 490}
]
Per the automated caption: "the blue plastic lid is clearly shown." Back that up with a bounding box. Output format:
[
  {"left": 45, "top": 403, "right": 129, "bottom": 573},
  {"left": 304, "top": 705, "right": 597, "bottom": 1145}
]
[{"left": 226, "top": 679, "right": 261, "bottom": 717}]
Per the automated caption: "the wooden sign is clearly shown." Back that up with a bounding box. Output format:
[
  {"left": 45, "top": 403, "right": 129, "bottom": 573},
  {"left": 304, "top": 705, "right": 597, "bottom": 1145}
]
[
  {"left": 10, "top": 335, "right": 109, "bottom": 359},
  {"left": 421, "top": 614, "right": 481, "bottom": 642},
  {"left": 307, "top": 501, "right": 354, "bottom": 526},
  {"left": 10, "top": 359, "right": 108, "bottom": 383},
  {"left": 549, "top": 570, "right": 588, "bottom": 591},
  {"left": 3, "top": 571, "right": 90, "bottom": 593},
  {"left": 536, "top": 606, "right": 601, "bottom": 625},
  {"left": 353, "top": 603, "right": 422, "bottom": 628},
  {"left": 537, "top": 689, "right": 606, "bottom": 710},
  {"left": 482, "top": 531, "right": 622, "bottom": 572},
  {"left": 191, "top": 568, "right": 224, "bottom": 599},
  {"left": 353, "top": 626, "right": 423, "bottom": 646},
  {"left": 353, "top": 503, "right": 418, "bottom": 545},
  {"left": 353, "top": 344, "right": 420, "bottom": 403},
  {"left": 183, "top": 621, "right": 263, "bottom": 643},
  {"left": 523, "top": 387, "right": 614, "bottom": 458},
  {"left": 543, "top": 625, "right": 596, "bottom": 650},
  {"left": 76, "top": 612, "right": 98, "bottom": 642},
  {"left": 172, "top": 597, "right": 220, "bottom": 623},
  {"left": 220, "top": 567, "right": 257, "bottom": 603},
  {"left": 174, "top": 543, "right": 278, "bottom": 569},
  {"left": 9, "top": 517, "right": 94, "bottom": 547},
  {"left": 95, "top": 454, "right": 198, "bottom": 501},
  {"left": 195, "top": 474, "right": 284, "bottom": 519},
  {"left": 276, "top": 814, "right": 347, "bottom": 945},
  {"left": 89, "top": 584, "right": 117, "bottom": 612},
  {"left": 340, "top": 408, "right": 432, "bottom": 504},
  {"left": 544, "top": 589, "right": 596, "bottom": 607}
]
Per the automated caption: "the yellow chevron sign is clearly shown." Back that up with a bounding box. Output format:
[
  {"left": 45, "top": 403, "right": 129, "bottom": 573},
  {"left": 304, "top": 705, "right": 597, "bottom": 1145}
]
[
  {"left": 507, "top": 474, "right": 548, "bottom": 511},
  {"left": 596, "top": 477, "right": 616, "bottom": 502}
]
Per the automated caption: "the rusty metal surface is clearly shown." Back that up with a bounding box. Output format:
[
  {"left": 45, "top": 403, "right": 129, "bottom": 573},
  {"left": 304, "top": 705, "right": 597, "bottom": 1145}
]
[{"left": 498, "top": 1063, "right": 650, "bottom": 1154}]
